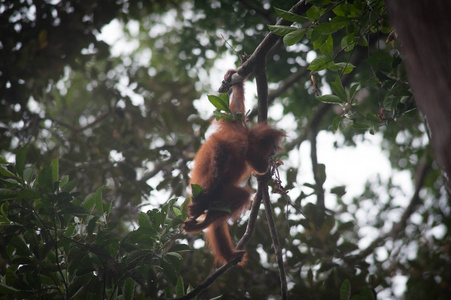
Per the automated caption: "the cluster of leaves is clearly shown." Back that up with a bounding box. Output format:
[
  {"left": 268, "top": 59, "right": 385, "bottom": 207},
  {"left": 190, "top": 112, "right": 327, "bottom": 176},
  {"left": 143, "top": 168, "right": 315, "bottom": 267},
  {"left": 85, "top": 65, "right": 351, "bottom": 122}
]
[
  {"left": 0, "top": 149, "right": 191, "bottom": 299},
  {"left": 270, "top": 1, "right": 413, "bottom": 134},
  {"left": 207, "top": 93, "right": 245, "bottom": 122}
]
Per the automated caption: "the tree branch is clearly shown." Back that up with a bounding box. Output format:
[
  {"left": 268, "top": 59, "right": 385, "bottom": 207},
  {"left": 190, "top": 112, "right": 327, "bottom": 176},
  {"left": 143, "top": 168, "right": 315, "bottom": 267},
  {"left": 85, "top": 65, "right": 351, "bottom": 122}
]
[
  {"left": 48, "top": 110, "right": 111, "bottom": 134},
  {"left": 175, "top": 254, "right": 245, "bottom": 300},
  {"left": 236, "top": 184, "right": 263, "bottom": 250},
  {"left": 235, "top": 0, "right": 313, "bottom": 80},
  {"left": 261, "top": 172, "right": 288, "bottom": 300}
]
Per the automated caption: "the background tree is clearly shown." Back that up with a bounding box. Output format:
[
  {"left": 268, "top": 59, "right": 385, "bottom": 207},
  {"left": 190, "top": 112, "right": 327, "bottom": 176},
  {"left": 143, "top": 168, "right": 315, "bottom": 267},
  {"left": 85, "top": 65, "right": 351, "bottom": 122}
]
[{"left": 1, "top": 0, "right": 450, "bottom": 299}]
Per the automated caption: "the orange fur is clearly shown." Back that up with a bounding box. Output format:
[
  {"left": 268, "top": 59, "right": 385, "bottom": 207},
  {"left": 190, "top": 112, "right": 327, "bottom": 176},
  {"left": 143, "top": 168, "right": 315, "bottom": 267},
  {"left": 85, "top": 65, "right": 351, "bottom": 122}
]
[{"left": 184, "top": 70, "right": 284, "bottom": 265}]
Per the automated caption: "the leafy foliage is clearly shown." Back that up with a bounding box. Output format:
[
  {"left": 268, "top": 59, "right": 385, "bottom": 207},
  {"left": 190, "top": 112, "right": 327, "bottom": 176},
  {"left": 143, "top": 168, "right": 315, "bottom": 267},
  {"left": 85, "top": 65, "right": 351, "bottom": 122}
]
[{"left": 0, "top": 149, "right": 190, "bottom": 299}]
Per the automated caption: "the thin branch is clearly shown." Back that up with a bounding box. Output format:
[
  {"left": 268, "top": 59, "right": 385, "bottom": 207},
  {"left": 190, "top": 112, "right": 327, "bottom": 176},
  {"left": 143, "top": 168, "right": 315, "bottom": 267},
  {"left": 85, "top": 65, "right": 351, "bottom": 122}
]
[
  {"left": 309, "top": 109, "right": 326, "bottom": 224},
  {"left": 175, "top": 255, "right": 244, "bottom": 300},
  {"left": 235, "top": 0, "right": 313, "bottom": 80},
  {"left": 255, "top": 63, "right": 269, "bottom": 122},
  {"left": 261, "top": 172, "right": 288, "bottom": 300},
  {"left": 47, "top": 110, "right": 111, "bottom": 134},
  {"left": 389, "top": 150, "right": 430, "bottom": 239},
  {"left": 236, "top": 184, "right": 263, "bottom": 250}
]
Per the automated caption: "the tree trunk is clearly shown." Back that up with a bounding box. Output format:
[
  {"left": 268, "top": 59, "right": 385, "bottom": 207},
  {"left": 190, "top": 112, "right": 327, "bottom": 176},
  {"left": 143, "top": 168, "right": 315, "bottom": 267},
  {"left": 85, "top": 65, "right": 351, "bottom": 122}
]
[{"left": 386, "top": 0, "right": 451, "bottom": 191}]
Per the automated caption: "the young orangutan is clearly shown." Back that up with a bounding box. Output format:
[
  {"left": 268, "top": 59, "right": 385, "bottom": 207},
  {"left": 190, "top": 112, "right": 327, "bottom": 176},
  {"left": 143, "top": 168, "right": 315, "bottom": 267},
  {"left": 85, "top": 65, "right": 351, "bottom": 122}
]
[{"left": 183, "top": 69, "right": 284, "bottom": 265}]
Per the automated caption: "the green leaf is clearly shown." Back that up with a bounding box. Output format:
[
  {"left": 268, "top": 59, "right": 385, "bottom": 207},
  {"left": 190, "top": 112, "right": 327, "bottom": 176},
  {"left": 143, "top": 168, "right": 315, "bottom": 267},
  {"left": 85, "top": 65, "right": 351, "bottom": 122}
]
[
  {"left": 60, "top": 174, "right": 69, "bottom": 187},
  {"left": 37, "top": 166, "right": 54, "bottom": 192},
  {"left": 190, "top": 184, "right": 203, "bottom": 198},
  {"left": 306, "top": 5, "right": 324, "bottom": 21},
  {"left": 175, "top": 276, "right": 185, "bottom": 297},
  {"left": 0, "top": 283, "right": 19, "bottom": 294},
  {"left": 349, "top": 83, "right": 360, "bottom": 100},
  {"left": 334, "top": 62, "right": 356, "bottom": 74},
  {"left": 219, "top": 92, "right": 229, "bottom": 108},
  {"left": 267, "top": 25, "right": 297, "bottom": 36},
  {"left": 82, "top": 191, "right": 96, "bottom": 212},
  {"left": 0, "top": 189, "right": 17, "bottom": 200},
  {"left": 169, "top": 244, "right": 191, "bottom": 252},
  {"left": 366, "top": 113, "right": 382, "bottom": 123},
  {"left": 340, "top": 279, "right": 351, "bottom": 300},
  {"left": 319, "top": 34, "right": 333, "bottom": 56},
  {"left": 15, "top": 147, "right": 27, "bottom": 178},
  {"left": 366, "top": 53, "right": 393, "bottom": 72},
  {"left": 160, "top": 258, "right": 178, "bottom": 286},
  {"left": 10, "top": 235, "right": 31, "bottom": 256},
  {"left": 308, "top": 55, "right": 334, "bottom": 72},
  {"left": 16, "top": 189, "right": 40, "bottom": 200},
  {"left": 62, "top": 179, "right": 78, "bottom": 193},
  {"left": 312, "top": 17, "right": 348, "bottom": 38},
  {"left": 352, "top": 119, "right": 374, "bottom": 130},
  {"left": 0, "top": 155, "right": 8, "bottom": 164},
  {"left": 341, "top": 34, "right": 356, "bottom": 52},
  {"left": 139, "top": 211, "right": 152, "bottom": 228},
  {"left": 172, "top": 206, "right": 181, "bottom": 216},
  {"left": 317, "top": 95, "right": 346, "bottom": 104},
  {"left": 207, "top": 94, "right": 230, "bottom": 112},
  {"left": 123, "top": 278, "right": 135, "bottom": 300},
  {"left": 312, "top": 34, "right": 328, "bottom": 50},
  {"left": 283, "top": 29, "right": 306, "bottom": 46},
  {"left": 274, "top": 7, "right": 308, "bottom": 23},
  {"left": 332, "top": 115, "right": 345, "bottom": 131},
  {"left": 23, "top": 164, "right": 36, "bottom": 184},
  {"left": 0, "top": 166, "right": 16, "bottom": 178},
  {"left": 330, "top": 76, "right": 347, "bottom": 103},
  {"left": 360, "top": 286, "right": 375, "bottom": 300},
  {"left": 357, "top": 35, "right": 368, "bottom": 47},
  {"left": 330, "top": 185, "right": 346, "bottom": 197},
  {"left": 93, "top": 186, "right": 104, "bottom": 215}
]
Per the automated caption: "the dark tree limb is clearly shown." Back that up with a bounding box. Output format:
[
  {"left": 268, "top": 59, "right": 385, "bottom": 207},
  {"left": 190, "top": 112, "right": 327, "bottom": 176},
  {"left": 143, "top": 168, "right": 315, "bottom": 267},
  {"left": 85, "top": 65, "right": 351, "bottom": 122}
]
[
  {"left": 254, "top": 64, "right": 288, "bottom": 299},
  {"left": 385, "top": 0, "right": 451, "bottom": 191}
]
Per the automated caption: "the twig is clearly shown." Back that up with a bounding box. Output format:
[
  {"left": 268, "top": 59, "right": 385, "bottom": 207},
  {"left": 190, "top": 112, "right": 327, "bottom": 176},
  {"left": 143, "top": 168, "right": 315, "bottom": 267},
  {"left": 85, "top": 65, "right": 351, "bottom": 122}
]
[
  {"left": 234, "top": 0, "right": 313, "bottom": 80},
  {"left": 47, "top": 110, "right": 111, "bottom": 134},
  {"left": 261, "top": 172, "right": 288, "bottom": 300},
  {"left": 309, "top": 110, "right": 325, "bottom": 224},
  {"left": 236, "top": 184, "right": 263, "bottom": 250},
  {"left": 174, "top": 255, "right": 244, "bottom": 300}
]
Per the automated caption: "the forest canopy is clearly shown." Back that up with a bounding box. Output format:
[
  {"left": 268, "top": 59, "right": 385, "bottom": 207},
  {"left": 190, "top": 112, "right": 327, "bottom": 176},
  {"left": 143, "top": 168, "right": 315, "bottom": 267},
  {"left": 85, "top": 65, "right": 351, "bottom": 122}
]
[{"left": 1, "top": 0, "right": 450, "bottom": 299}]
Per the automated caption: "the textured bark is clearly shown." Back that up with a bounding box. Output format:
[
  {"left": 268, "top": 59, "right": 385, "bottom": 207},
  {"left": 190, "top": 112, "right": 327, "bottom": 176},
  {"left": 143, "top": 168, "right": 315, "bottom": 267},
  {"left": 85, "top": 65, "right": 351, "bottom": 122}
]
[{"left": 386, "top": 0, "right": 451, "bottom": 190}]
